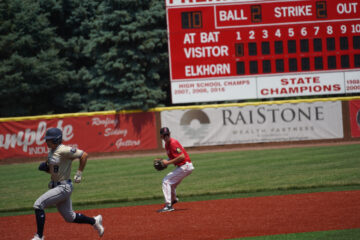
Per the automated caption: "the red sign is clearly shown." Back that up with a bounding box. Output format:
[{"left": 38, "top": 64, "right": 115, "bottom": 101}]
[
  {"left": 166, "top": 0, "right": 360, "bottom": 103},
  {"left": 0, "top": 112, "right": 157, "bottom": 160},
  {"left": 349, "top": 100, "right": 360, "bottom": 138}
]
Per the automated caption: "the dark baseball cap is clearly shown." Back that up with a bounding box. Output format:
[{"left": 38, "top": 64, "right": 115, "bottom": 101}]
[
  {"left": 44, "top": 128, "right": 62, "bottom": 140},
  {"left": 44, "top": 127, "right": 63, "bottom": 144},
  {"left": 160, "top": 127, "right": 170, "bottom": 135}
]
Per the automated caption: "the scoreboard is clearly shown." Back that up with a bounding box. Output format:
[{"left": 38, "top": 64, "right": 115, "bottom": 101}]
[{"left": 165, "top": 0, "right": 360, "bottom": 104}]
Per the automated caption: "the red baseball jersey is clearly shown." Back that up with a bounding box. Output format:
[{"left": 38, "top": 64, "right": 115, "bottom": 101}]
[{"left": 165, "top": 138, "right": 191, "bottom": 166}]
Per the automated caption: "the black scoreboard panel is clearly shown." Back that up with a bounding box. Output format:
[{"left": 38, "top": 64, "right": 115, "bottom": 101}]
[{"left": 234, "top": 34, "right": 360, "bottom": 76}]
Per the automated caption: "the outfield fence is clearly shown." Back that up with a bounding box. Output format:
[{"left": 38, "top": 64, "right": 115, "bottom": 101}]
[{"left": 1, "top": 96, "right": 360, "bottom": 162}]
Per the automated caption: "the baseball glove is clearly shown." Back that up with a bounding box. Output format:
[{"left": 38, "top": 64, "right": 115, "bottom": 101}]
[
  {"left": 154, "top": 158, "right": 167, "bottom": 171},
  {"left": 38, "top": 161, "right": 49, "bottom": 172}
]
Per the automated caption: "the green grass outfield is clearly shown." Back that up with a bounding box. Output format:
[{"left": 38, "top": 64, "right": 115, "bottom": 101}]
[
  {"left": 233, "top": 228, "right": 360, "bottom": 240},
  {"left": 0, "top": 143, "right": 359, "bottom": 218}
]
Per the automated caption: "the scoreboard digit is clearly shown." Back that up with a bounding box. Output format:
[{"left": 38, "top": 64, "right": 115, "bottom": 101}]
[
  {"left": 182, "top": 11, "right": 202, "bottom": 29},
  {"left": 251, "top": 5, "right": 262, "bottom": 23},
  {"left": 316, "top": 1, "right": 327, "bottom": 18},
  {"left": 165, "top": 0, "right": 360, "bottom": 104}
]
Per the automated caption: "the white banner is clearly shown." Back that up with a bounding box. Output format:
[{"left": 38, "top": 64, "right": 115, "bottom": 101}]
[
  {"left": 160, "top": 101, "right": 343, "bottom": 147},
  {"left": 171, "top": 78, "right": 257, "bottom": 103},
  {"left": 257, "top": 72, "right": 345, "bottom": 98},
  {"left": 345, "top": 71, "right": 360, "bottom": 93},
  {"left": 171, "top": 70, "right": 358, "bottom": 103}
]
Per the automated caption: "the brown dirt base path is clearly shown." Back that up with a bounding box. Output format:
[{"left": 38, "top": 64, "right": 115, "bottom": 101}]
[{"left": 1, "top": 190, "right": 360, "bottom": 240}]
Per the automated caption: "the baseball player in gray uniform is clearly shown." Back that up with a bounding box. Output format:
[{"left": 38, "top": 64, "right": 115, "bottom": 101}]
[{"left": 31, "top": 128, "right": 104, "bottom": 240}]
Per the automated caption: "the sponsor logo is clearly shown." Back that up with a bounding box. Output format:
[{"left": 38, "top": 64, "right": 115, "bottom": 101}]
[
  {"left": 180, "top": 109, "right": 210, "bottom": 140},
  {"left": 115, "top": 138, "right": 141, "bottom": 148},
  {"left": 222, "top": 105, "right": 325, "bottom": 125},
  {"left": 92, "top": 117, "right": 128, "bottom": 137},
  {"left": 92, "top": 117, "right": 118, "bottom": 127},
  {"left": 0, "top": 120, "right": 73, "bottom": 153},
  {"left": 172, "top": 102, "right": 341, "bottom": 146}
]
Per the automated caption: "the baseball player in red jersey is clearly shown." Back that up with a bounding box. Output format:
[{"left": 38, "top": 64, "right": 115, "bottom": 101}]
[
  {"left": 157, "top": 127, "right": 194, "bottom": 212},
  {"left": 31, "top": 128, "right": 104, "bottom": 240}
]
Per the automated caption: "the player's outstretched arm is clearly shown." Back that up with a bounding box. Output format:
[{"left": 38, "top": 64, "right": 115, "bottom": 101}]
[
  {"left": 78, "top": 152, "right": 88, "bottom": 171},
  {"left": 74, "top": 152, "right": 88, "bottom": 183}
]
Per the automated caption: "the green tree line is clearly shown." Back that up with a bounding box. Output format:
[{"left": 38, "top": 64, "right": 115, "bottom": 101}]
[{"left": 0, "top": 0, "right": 170, "bottom": 117}]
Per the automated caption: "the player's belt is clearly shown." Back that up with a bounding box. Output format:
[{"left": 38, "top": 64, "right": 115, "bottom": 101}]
[
  {"left": 49, "top": 179, "right": 72, "bottom": 189},
  {"left": 53, "top": 179, "right": 72, "bottom": 186}
]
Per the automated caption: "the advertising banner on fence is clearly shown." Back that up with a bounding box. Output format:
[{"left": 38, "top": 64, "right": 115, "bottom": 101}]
[
  {"left": 0, "top": 112, "right": 157, "bottom": 160},
  {"left": 161, "top": 101, "right": 343, "bottom": 147},
  {"left": 349, "top": 100, "right": 360, "bottom": 138}
]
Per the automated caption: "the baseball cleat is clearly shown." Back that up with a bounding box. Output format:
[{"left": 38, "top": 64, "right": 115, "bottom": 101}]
[
  {"left": 157, "top": 204, "right": 175, "bottom": 213},
  {"left": 172, "top": 197, "right": 179, "bottom": 205},
  {"left": 31, "top": 234, "right": 44, "bottom": 240},
  {"left": 93, "top": 215, "right": 104, "bottom": 237}
]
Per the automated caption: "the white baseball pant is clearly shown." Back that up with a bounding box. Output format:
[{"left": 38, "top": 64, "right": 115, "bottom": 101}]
[{"left": 162, "top": 162, "right": 194, "bottom": 205}]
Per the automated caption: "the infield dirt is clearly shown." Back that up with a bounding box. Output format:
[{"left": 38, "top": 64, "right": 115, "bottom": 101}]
[{"left": 1, "top": 190, "right": 359, "bottom": 240}]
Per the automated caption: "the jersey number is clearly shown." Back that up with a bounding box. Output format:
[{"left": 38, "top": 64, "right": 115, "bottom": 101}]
[{"left": 53, "top": 165, "right": 59, "bottom": 173}]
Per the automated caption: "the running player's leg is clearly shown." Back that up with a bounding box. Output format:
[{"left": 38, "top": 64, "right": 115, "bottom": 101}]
[
  {"left": 57, "top": 196, "right": 104, "bottom": 237},
  {"left": 56, "top": 197, "right": 77, "bottom": 222},
  {"left": 57, "top": 197, "right": 93, "bottom": 224},
  {"left": 33, "top": 186, "right": 69, "bottom": 238}
]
